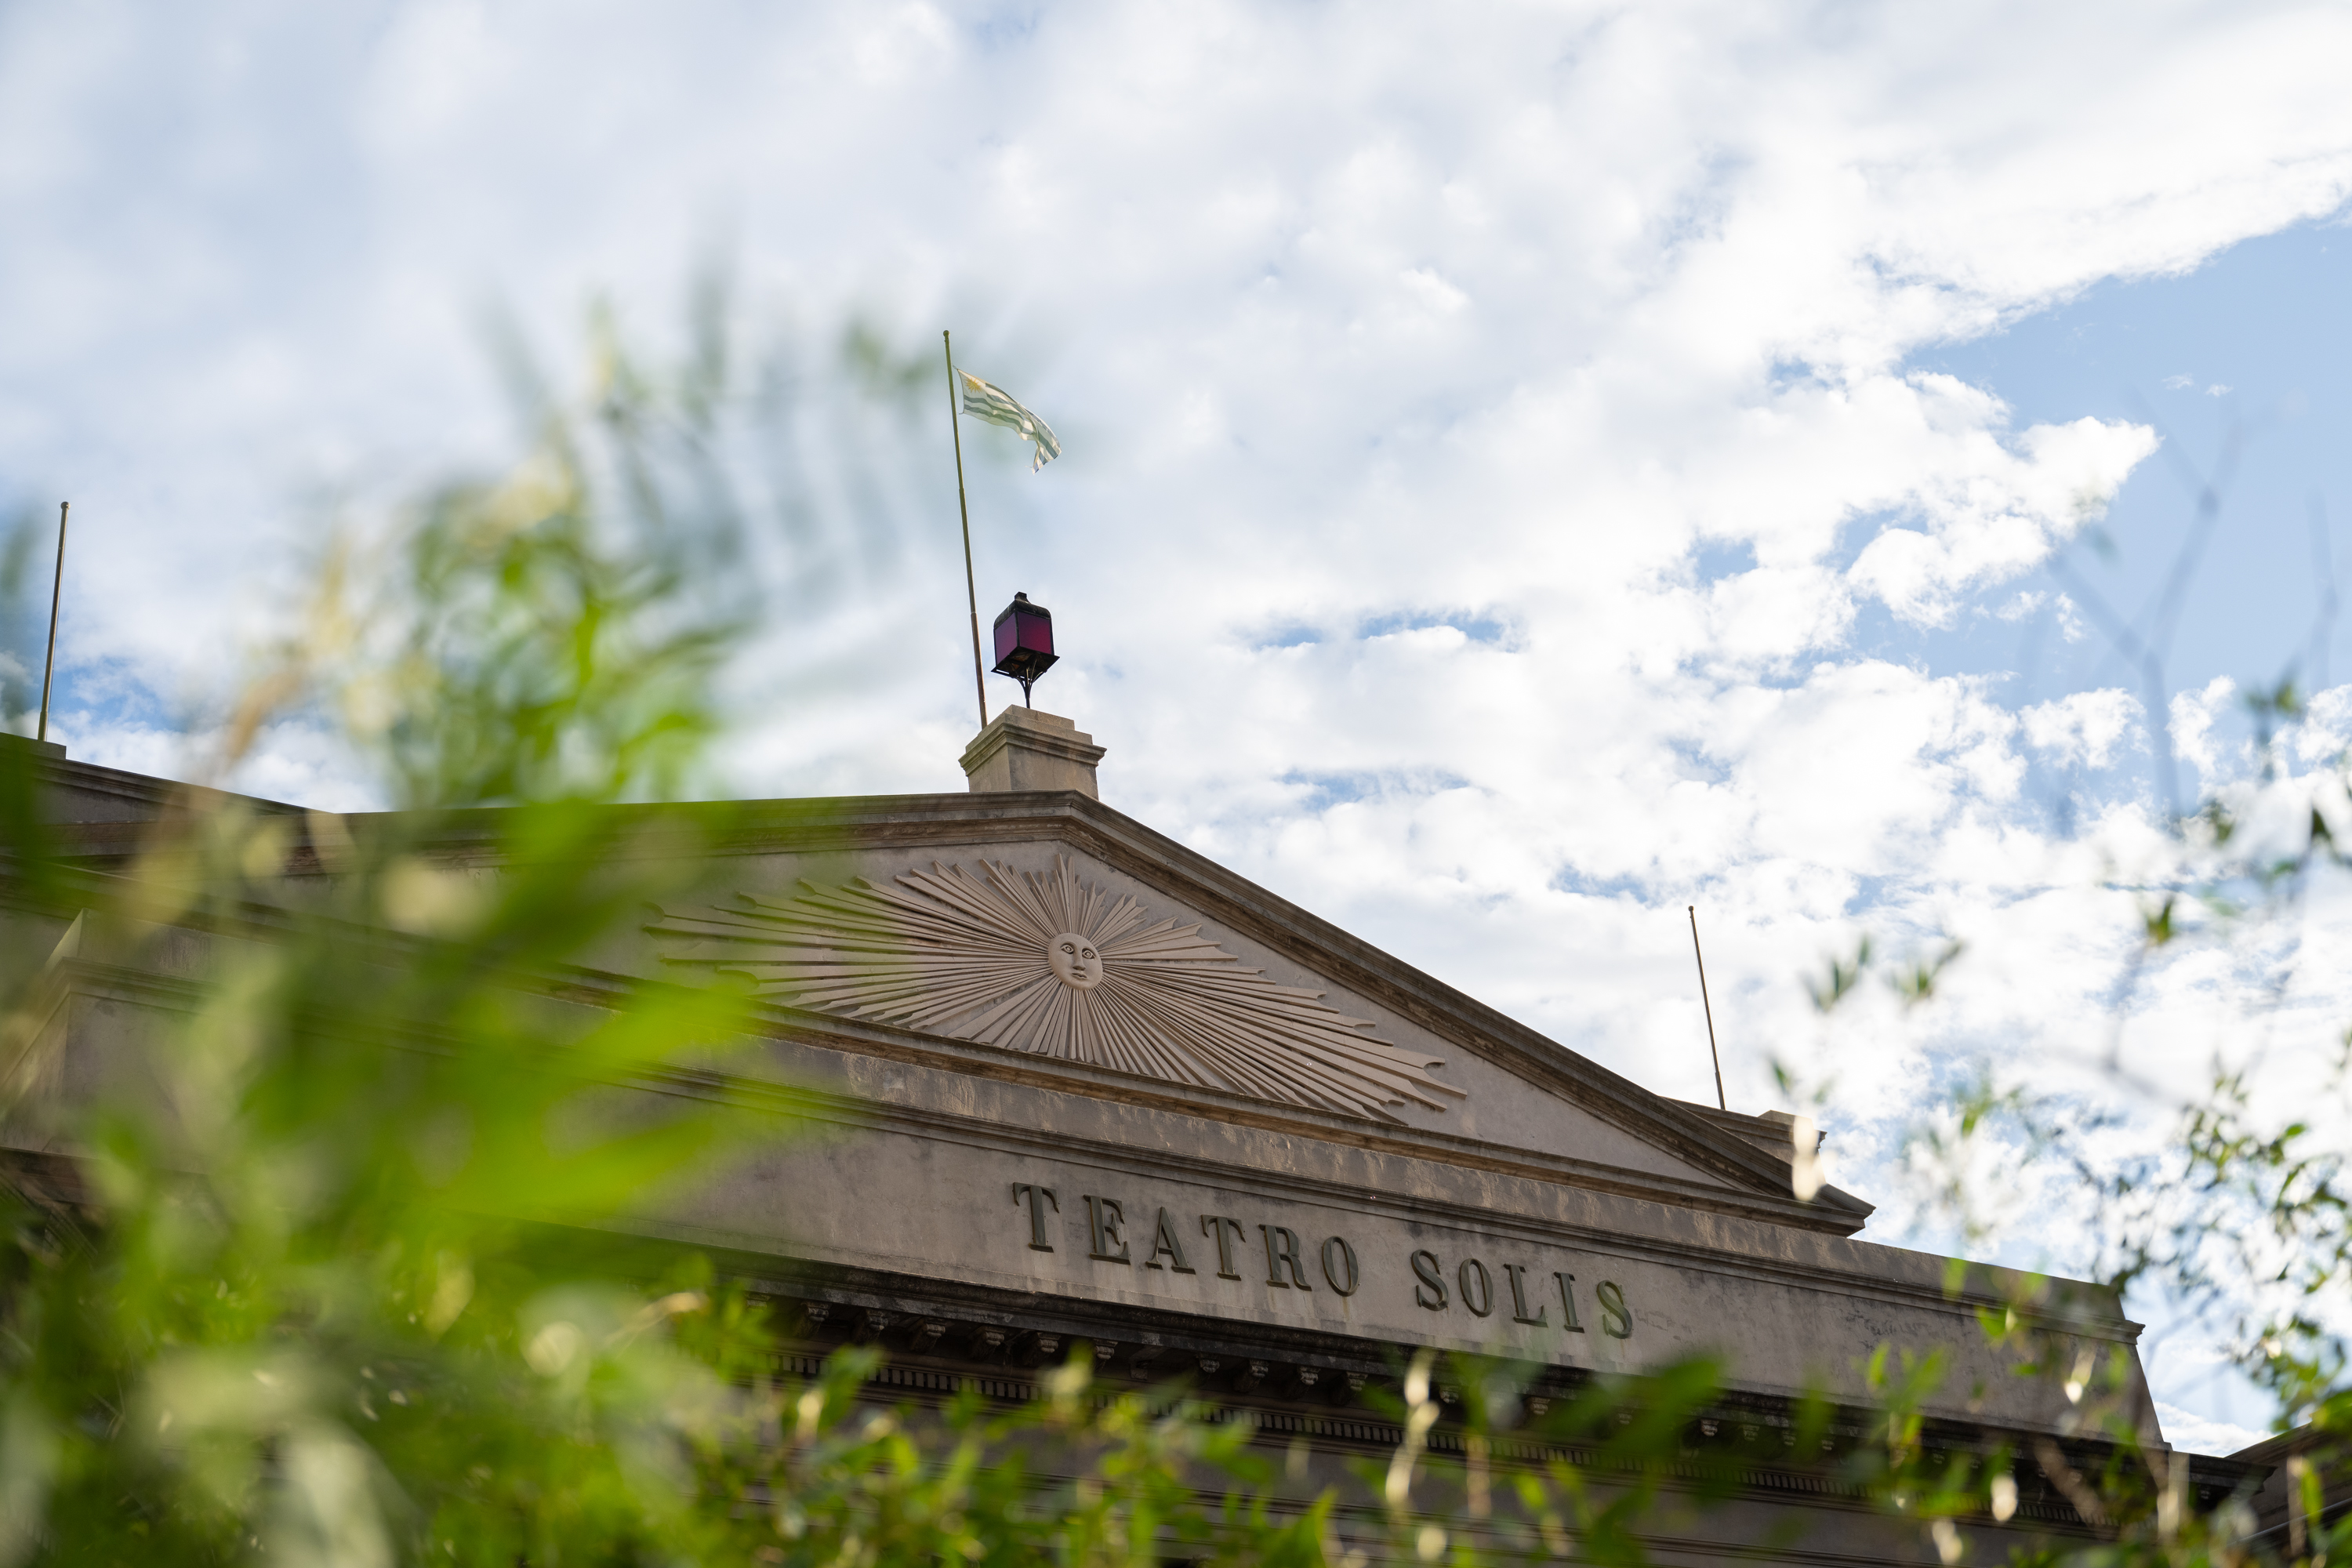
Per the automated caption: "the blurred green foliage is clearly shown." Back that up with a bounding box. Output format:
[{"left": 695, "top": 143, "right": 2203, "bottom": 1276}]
[
  {"left": 1790, "top": 453, "right": 2352, "bottom": 1564},
  {"left": 0, "top": 299, "right": 2341, "bottom": 1567}
]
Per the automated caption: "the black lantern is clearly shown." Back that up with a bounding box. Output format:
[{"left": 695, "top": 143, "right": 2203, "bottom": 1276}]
[{"left": 990, "top": 592, "right": 1058, "bottom": 706}]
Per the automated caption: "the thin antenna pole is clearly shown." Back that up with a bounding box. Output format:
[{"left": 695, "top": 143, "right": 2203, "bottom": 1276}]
[
  {"left": 1688, "top": 905, "right": 1726, "bottom": 1111},
  {"left": 943, "top": 332, "right": 989, "bottom": 731},
  {"left": 36, "top": 501, "right": 69, "bottom": 743}
]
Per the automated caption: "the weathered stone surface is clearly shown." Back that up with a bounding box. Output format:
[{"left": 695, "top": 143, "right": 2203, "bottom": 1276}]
[
  {"left": 2, "top": 739, "right": 2246, "bottom": 1563},
  {"left": 630, "top": 1025, "right": 2138, "bottom": 1429},
  {"left": 959, "top": 706, "right": 1105, "bottom": 797}
]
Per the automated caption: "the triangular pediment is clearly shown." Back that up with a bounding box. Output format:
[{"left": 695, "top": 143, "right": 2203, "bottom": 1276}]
[
  {"left": 27, "top": 768, "right": 1864, "bottom": 1234},
  {"left": 632, "top": 791, "right": 1867, "bottom": 1234}
]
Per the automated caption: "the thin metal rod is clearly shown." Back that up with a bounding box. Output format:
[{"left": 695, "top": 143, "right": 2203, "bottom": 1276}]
[
  {"left": 36, "top": 501, "right": 69, "bottom": 743},
  {"left": 943, "top": 331, "right": 989, "bottom": 731},
  {"left": 1688, "top": 905, "right": 1726, "bottom": 1111}
]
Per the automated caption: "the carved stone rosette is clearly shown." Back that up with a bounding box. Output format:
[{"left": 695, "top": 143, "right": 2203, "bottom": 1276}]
[{"left": 648, "top": 856, "right": 1465, "bottom": 1124}]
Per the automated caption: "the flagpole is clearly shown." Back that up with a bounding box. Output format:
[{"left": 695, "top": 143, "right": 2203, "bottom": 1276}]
[
  {"left": 943, "top": 332, "right": 989, "bottom": 731},
  {"left": 36, "top": 500, "right": 69, "bottom": 744},
  {"left": 1688, "top": 905, "right": 1726, "bottom": 1111}
]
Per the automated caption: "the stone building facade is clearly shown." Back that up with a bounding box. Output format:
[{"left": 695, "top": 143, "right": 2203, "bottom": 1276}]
[{"left": 0, "top": 718, "right": 2270, "bottom": 1563}]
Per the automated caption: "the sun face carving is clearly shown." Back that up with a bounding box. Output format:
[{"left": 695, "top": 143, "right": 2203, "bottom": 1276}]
[
  {"left": 647, "top": 855, "right": 1465, "bottom": 1124},
  {"left": 1046, "top": 932, "right": 1105, "bottom": 990}
]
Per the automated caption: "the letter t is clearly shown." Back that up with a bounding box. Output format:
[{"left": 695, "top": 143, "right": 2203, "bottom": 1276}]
[{"left": 1012, "top": 1182, "right": 1059, "bottom": 1251}]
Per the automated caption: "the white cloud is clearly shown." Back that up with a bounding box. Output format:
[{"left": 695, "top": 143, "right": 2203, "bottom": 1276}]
[
  {"left": 2152, "top": 1402, "right": 2267, "bottom": 1458},
  {"left": 2294, "top": 683, "right": 2352, "bottom": 768},
  {"left": 1992, "top": 588, "right": 2088, "bottom": 641},
  {"left": 1992, "top": 589, "right": 2045, "bottom": 622},
  {"left": 2023, "top": 688, "right": 2141, "bottom": 769},
  {"left": 1844, "top": 400, "right": 2155, "bottom": 626},
  {"left": 2169, "top": 675, "right": 2241, "bottom": 790}
]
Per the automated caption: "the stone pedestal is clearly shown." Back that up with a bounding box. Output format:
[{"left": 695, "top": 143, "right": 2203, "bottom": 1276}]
[{"left": 959, "top": 707, "right": 1105, "bottom": 799}]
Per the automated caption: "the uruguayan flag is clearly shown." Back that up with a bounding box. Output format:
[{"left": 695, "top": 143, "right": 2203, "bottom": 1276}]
[{"left": 959, "top": 370, "right": 1062, "bottom": 471}]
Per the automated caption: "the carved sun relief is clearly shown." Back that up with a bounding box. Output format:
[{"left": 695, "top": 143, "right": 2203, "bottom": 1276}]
[{"left": 648, "top": 856, "right": 1465, "bottom": 1123}]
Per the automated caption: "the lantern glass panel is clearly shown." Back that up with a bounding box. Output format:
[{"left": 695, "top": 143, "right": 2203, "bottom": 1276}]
[{"left": 989, "top": 593, "right": 1060, "bottom": 692}]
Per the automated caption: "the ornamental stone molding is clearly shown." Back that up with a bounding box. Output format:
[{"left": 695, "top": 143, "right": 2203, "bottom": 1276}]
[
  {"left": 958, "top": 708, "right": 1104, "bottom": 797},
  {"left": 648, "top": 855, "right": 1465, "bottom": 1124}
]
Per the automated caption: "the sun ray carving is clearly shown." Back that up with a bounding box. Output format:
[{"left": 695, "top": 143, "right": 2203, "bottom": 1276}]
[{"left": 648, "top": 856, "right": 1465, "bottom": 1123}]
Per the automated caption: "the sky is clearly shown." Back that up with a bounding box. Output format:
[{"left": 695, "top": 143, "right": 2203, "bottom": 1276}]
[{"left": 5, "top": 1, "right": 2352, "bottom": 1455}]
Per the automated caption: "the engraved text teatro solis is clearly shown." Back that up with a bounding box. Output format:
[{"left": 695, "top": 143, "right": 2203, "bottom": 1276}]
[{"left": 1009, "top": 1180, "right": 1634, "bottom": 1338}]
